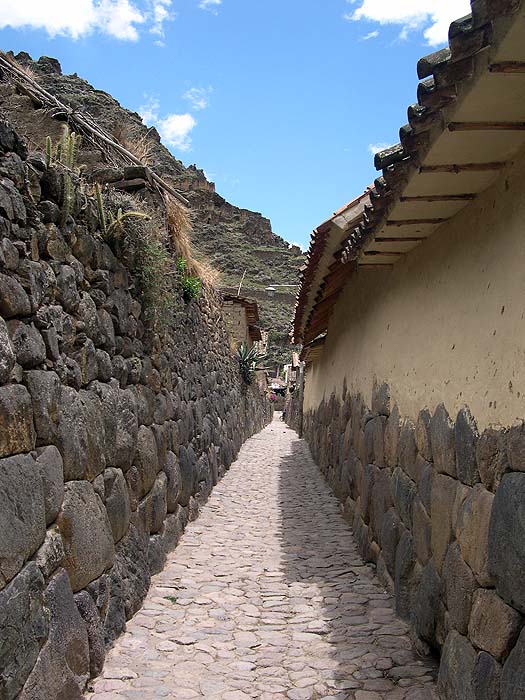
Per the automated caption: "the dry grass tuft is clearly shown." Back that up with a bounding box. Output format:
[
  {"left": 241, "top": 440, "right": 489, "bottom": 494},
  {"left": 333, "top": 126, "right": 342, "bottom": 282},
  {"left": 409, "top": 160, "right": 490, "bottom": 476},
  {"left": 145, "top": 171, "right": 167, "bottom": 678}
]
[
  {"left": 164, "top": 193, "right": 220, "bottom": 288},
  {"left": 3, "top": 52, "right": 40, "bottom": 84},
  {"left": 112, "top": 124, "right": 156, "bottom": 166}
]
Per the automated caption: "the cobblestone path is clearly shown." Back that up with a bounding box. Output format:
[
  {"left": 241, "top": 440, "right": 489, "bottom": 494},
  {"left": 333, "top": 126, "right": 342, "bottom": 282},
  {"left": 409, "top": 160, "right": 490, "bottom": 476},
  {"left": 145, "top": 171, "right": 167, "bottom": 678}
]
[{"left": 89, "top": 416, "right": 438, "bottom": 700}]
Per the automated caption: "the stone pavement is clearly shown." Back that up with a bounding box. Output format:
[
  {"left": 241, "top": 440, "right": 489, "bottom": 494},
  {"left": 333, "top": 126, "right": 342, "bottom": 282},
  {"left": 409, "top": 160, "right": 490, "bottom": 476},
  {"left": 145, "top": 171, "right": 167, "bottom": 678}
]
[{"left": 88, "top": 415, "right": 439, "bottom": 700}]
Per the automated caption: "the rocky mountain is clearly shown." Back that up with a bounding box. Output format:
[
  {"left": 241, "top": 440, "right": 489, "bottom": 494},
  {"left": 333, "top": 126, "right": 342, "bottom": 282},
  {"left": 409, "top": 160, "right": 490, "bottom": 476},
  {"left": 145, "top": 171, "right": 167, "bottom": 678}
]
[{"left": 0, "top": 52, "right": 303, "bottom": 369}]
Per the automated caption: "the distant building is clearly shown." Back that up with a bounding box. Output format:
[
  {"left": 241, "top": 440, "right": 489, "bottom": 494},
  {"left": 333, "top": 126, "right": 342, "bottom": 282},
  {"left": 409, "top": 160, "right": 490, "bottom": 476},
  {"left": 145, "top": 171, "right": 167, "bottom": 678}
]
[{"left": 221, "top": 293, "right": 262, "bottom": 351}]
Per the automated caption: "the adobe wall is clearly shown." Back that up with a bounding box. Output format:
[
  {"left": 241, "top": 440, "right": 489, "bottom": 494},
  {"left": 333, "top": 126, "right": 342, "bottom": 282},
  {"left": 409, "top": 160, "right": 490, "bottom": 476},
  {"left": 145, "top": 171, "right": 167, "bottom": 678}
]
[
  {"left": 303, "top": 144, "right": 525, "bottom": 430},
  {"left": 0, "top": 118, "right": 271, "bottom": 699}
]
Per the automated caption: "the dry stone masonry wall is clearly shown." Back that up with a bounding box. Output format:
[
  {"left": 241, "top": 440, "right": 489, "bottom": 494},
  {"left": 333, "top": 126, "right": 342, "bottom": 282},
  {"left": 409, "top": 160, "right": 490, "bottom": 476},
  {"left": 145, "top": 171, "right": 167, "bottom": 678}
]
[
  {"left": 0, "top": 117, "right": 270, "bottom": 700},
  {"left": 292, "top": 381, "right": 525, "bottom": 700}
]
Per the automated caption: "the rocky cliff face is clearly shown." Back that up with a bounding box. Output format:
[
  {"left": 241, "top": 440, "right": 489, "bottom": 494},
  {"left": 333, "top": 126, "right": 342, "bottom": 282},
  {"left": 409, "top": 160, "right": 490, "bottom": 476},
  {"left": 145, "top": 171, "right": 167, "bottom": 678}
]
[
  {"left": 0, "top": 114, "right": 271, "bottom": 699},
  {"left": 0, "top": 52, "right": 304, "bottom": 368}
]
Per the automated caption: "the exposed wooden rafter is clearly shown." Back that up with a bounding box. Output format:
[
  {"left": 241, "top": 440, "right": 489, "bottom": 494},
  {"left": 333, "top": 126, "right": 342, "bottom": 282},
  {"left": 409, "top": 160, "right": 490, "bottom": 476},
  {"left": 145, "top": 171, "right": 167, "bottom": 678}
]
[
  {"left": 387, "top": 218, "right": 447, "bottom": 226},
  {"left": 375, "top": 236, "right": 427, "bottom": 242},
  {"left": 419, "top": 162, "right": 505, "bottom": 174},
  {"left": 448, "top": 121, "right": 525, "bottom": 131},
  {"left": 489, "top": 62, "right": 525, "bottom": 73},
  {"left": 400, "top": 194, "right": 476, "bottom": 202}
]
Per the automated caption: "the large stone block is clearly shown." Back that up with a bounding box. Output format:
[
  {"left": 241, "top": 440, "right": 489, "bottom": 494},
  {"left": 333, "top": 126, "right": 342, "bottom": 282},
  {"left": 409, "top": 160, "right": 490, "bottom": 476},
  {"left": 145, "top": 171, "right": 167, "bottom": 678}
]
[
  {"left": 413, "top": 559, "right": 441, "bottom": 648},
  {"left": 0, "top": 272, "right": 31, "bottom": 318},
  {"left": 0, "top": 383, "right": 35, "bottom": 458},
  {"left": 394, "top": 530, "right": 416, "bottom": 617},
  {"left": 18, "top": 569, "right": 90, "bottom": 700},
  {"left": 134, "top": 425, "right": 160, "bottom": 498},
  {"left": 489, "top": 472, "right": 525, "bottom": 613},
  {"left": 398, "top": 418, "right": 418, "bottom": 480},
  {"left": 508, "top": 420, "right": 525, "bottom": 472},
  {"left": 141, "top": 472, "right": 168, "bottom": 534},
  {"left": 468, "top": 589, "right": 522, "bottom": 662},
  {"left": 369, "top": 466, "right": 393, "bottom": 541},
  {"left": 416, "top": 407, "right": 432, "bottom": 462},
  {"left": 476, "top": 425, "right": 509, "bottom": 492},
  {"left": 457, "top": 484, "right": 494, "bottom": 586},
  {"left": 114, "top": 387, "right": 138, "bottom": 471},
  {"left": 455, "top": 407, "right": 480, "bottom": 486},
  {"left": 443, "top": 542, "right": 477, "bottom": 636},
  {"left": 103, "top": 467, "right": 131, "bottom": 543},
  {"left": 35, "top": 446, "right": 64, "bottom": 526},
  {"left": 0, "top": 563, "right": 48, "bottom": 700},
  {"left": 0, "top": 454, "right": 46, "bottom": 588},
  {"left": 413, "top": 497, "right": 432, "bottom": 566},
  {"left": 384, "top": 404, "right": 401, "bottom": 469},
  {"left": 437, "top": 631, "right": 477, "bottom": 700},
  {"left": 74, "top": 590, "right": 105, "bottom": 678},
  {"left": 363, "top": 415, "right": 385, "bottom": 466},
  {"left": 24, "top": 370, "right": 61, "bottom": 445},
  {"left": 0, "top": 317, "right": 15, "bottom": 384},
  {"left": 371, "top": 379, "right": 390, "bottom": 416},
  {"left": 430, "top": 403, "right": 456, "bottom": 477},
  {"left": 164, "top": 452, "right": 181, "bottom": 513},
  {"left": 179, "top": 444, "right": 197, "bottom": 507},
  {"left": 472, "top": 651, "right": 501, "bottom": 700},
  {"left": 431, "top": 473, "right": 457, "bottom": 573},
  {"left": 501, "top": 627, "right": 525, "bottom": 700},
  {"left": 380, "top": 508, "right": 402, "bottom": 578},
  {"left": 57, "top": 481, "right": 114, "bottom": 592},
  {"left": 7, "top": 321, "right": 46, "bottom": 370},
  {"left": 392, "top": 467, "right": 416, "bottom": 529}
]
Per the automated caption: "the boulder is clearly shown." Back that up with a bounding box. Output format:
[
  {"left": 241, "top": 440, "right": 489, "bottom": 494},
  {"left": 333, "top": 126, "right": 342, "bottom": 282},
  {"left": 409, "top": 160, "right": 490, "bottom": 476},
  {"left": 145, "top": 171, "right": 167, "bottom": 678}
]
[
  {"left": 0, "top": 317, "right": 15, "bottom": 384},
  {"left": 114, "top": 389, "right": 139, "bottom": 471},
  {"left": 32, "top": 527, "right": 65, "bottom": 580},
  {"left": 443, "top": 542, "right": 477, "bottom": 636},
  {"left": 179, "top": 444, "right": 197, "bottom": 506},
  {"left": 398, "top": 418, "right": 418, "bottom": 480},
  {"left": 369, "top": 466, "right": 393, "bottom": 541},
  {"left": 472, "top": 651, "right": 501, "bottom": 700},
  {"left": 74, "top": 590, "right": 105, "bottom": 678},
  {"left": 380, "top": 508, "right": 402, "bottom": 578},
  {"left": 103, "top": 468, "right": 131, "bottom": 543},
  {"left": 413, "top": 559, "right": 441, "bottom": 648},
  {"left": 416, "top": 407, "right": 432, "bottom": 461},
  {"left": 500, "top": 627, "right": 525, "bottom": 700},
  {"left": 455, "top": 407, "right": 480, "bottom": 485},
  {"left": 489, "top": 472, "right": 525, "bottom": 613},
  {"left": 468, "top": 589, "right": 522, "bottom": 662},
  {"left": 394, "top": 530, "right": 416, "bottom": 617},
  {"left": 57, "top": 481, "right": 114, "bottom": 592},
  {"left": 363, "top": 415, "right": 385, "bottom": 466},
  {"left": 0, "top": 453, "right": 46, "bottom": 588},
  {"left": 144, "top": 473, "right": 168, "bottom": 534},
  {"left": 24, "top": 370, "right": 61, "bottom": 445},
  {"left": 0, "top": 383, "right": 35, "bottom": 457},
  {"left": 456, "top": 484, "right": 494, "bottom": 586},
  {"left": 437, "top": 631, "right": 476, "bottom": 700},
  {"left": 134, "top": 425, "right": 160, "bottom": 498},
  {"left": 430, "top": 403, "right": 456, "bottom": 477},
  {"left": 508, "top": 420, "right": 525, "bottom": 472},
  {"left": 35, "top": 446, "right": 64, "bottom": 526},
  {"left": 476, "top": 425, "right": 509, "bottom": 492},
  {"left": 7, "top": 321, "right": 46, "bottom": 369},
  {"left": 431, "top": 473, "right": 457, "bottom": 573},
  {"left": 392, "top": 467, "right": 416, "bottom": 529},
  {"left": 17, "top": 569, "right": 90, "bottom": 700},
  {"left": 412, "top": 497, "right": 432, "bottom": 566},
  {"left": 0, "top": 562, "right": 48, "bottom": 700},
  {"left": 165, "top": 450, "right": 182, "bottom": 512},
  {"left": 371, "top": 379, "right": 390, "bottom": 416},
  {"left": 0, "top": 272, "right": 31, "bottom": 318}
]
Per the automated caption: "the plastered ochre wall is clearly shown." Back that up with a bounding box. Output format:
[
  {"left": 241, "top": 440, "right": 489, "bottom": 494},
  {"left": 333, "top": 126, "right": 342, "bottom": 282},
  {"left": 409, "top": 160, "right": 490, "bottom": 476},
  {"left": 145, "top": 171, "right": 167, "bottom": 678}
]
[{"left": 304, "top": 146, "right": 525, "bottom": 430}]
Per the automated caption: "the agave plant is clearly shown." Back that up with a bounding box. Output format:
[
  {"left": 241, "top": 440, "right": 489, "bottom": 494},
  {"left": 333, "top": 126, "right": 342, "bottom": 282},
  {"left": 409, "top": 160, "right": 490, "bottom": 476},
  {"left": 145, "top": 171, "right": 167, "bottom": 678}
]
[{"left": 237, "top": 343, "right": 267, "bottom": 384}]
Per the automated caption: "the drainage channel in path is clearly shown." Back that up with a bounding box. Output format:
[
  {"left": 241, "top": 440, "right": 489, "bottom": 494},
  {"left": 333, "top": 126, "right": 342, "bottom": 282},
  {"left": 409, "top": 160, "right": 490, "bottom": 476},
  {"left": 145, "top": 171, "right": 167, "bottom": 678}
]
[{"left": 87, "top": 415, "right": 438, "bottom": 700}]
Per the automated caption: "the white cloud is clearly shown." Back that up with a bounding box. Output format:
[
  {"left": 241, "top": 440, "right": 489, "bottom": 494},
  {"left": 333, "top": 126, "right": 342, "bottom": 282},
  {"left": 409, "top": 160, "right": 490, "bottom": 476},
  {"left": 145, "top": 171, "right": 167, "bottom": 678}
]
[
  {"left": 157, "top": 113, "right": 196, "bottom": 151},
  {"left": 368, "top": 142, "right": 391, "bottom": 155},
  {"left": 361, "top": 30, "right": 379, "bottom": 41},
  {"left": 199, "top": 0, "right": 221, "bottom": 14},
  {"left": 0, "top": 0, "right": 177, "bottom": 41},
  {"left": 183, "top": 86, "right": 213, "bottom": 111},
  {"left": 140, "top": 96, "right": 197, "bottom": 151},
  {"left": 345, "top": 0, "right": 472, "bottom": 46}
]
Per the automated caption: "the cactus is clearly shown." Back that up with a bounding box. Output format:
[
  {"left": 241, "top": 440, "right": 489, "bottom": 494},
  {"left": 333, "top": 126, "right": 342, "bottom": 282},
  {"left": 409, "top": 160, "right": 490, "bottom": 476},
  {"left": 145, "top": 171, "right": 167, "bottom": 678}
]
[
  {"left": 60, "top": 173, "right": 75, "bottom": 228},
  {"left": 45, "top": 124, "right": 81, "bottom": 170},
  {"left": 106, "top": 207, "right": 150, "bottom": 239},
  {"left": 45, "top": 136, "right": 52, "bottom": 168}
]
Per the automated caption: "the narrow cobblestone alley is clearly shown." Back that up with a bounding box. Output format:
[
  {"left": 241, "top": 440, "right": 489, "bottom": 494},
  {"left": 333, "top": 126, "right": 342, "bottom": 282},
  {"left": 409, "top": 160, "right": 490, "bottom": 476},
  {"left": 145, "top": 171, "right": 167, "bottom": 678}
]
[{"left": 88, "top": 416, "right": 439, "bottom": 700}]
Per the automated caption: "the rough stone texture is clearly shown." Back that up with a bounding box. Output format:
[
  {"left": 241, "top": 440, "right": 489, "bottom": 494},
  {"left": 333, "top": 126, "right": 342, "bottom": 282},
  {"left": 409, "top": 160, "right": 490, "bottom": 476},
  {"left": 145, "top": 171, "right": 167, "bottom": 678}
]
[
  {"left": 74, "top": 590, "right": 105, "bottom": 678},
  {"left": 0, "top": 384, "right": 35, "bottom": 458},
  {"left": 17, "top": 569, "right": 90, "bottom": 700},
  {"left": 0, "top": 316, "right": 15, "bottom": 383},
  {"left": 468, "top": 589, "right": 522, "bottom": 662},
  {"left": 90, "top": 419, "right": 438, "bottom": 700},
  {"left": 103, "top": 468, "right": 131, "bottom": 544},
  {"left": 430, "top": 403, "right": 456, "bottom": 477},
  {"left": 438, "top": 631, "right": 476, "bottom": 700},
  {"left": 456, "top": 484, "right": 494, "bottom": 587},
  {"left": 0, "top": 454, "right": 46, "bottom": 589},
  {"left": 489, "top": 472, "right": 525, "bottom": 614},
  {"left": 501, "top": 627, "right": 525, "bottom": 700},
  {"left": 35, "top": 446, "right": 64, "bottom": 526},
  {"left": 294, "top": 386, "right": 525, "bottom": 700},
  {"left": 507, "top": 419, "right": 525, "bottom": 472},
  {"left": 443, "top": 542, "right": 477, "bottom": 636},
  {"left": 57, "top": 481, "right": 115, "bottom": 592},
  {"left": 455, "top": 407, "right": 480, "bottom": 486},
  {"left": 0, "top": 563, "right": 48, "bottom": 700},
  {"left": 430, "top": 473, "right": 457, "bottom": 574},
  {"left": 473, "top": 652, "right": 501, "bottom": 700}
]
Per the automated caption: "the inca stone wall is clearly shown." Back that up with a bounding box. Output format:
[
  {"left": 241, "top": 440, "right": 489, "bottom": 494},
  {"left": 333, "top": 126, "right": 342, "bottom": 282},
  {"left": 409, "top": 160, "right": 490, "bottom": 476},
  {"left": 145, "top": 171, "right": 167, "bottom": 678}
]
[
  {"left": 0, "top": 117, "right": 271, "bottom": 700},
  {"left": 291, "top": 381, "right": 525, "bottom": 700}
]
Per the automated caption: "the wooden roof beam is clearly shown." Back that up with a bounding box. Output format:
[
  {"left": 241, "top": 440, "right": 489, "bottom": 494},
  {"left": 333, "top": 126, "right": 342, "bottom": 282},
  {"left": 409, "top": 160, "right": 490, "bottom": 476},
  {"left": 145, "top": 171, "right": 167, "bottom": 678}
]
[
  {"left": 420, "top": 162, "right": 504, "bottom": 173},
  {"left": 400, "top": 193, "right": 476, "bottom": 202},
  {"left": 489, "top": 62, "right": 525, "bottom": 74},
  {"left": 387, "top": 218, "right": 448, "bottom": 226},
  {"left": 448, "top": 121, "right": 525, "bottom": 131}
]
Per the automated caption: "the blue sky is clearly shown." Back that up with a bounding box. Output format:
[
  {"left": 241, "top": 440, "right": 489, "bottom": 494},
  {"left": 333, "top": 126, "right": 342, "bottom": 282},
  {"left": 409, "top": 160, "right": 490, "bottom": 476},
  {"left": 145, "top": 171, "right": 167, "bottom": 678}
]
[{"left": 0, "top": 0, "right": 470, "bottom": 248}]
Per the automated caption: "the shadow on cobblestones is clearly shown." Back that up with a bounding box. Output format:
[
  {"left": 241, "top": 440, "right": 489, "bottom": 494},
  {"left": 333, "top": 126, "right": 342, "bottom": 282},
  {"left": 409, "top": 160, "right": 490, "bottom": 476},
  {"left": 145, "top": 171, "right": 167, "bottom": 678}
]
[{"left": 277, "top": 436, "right": 439, "bottom": 700}]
